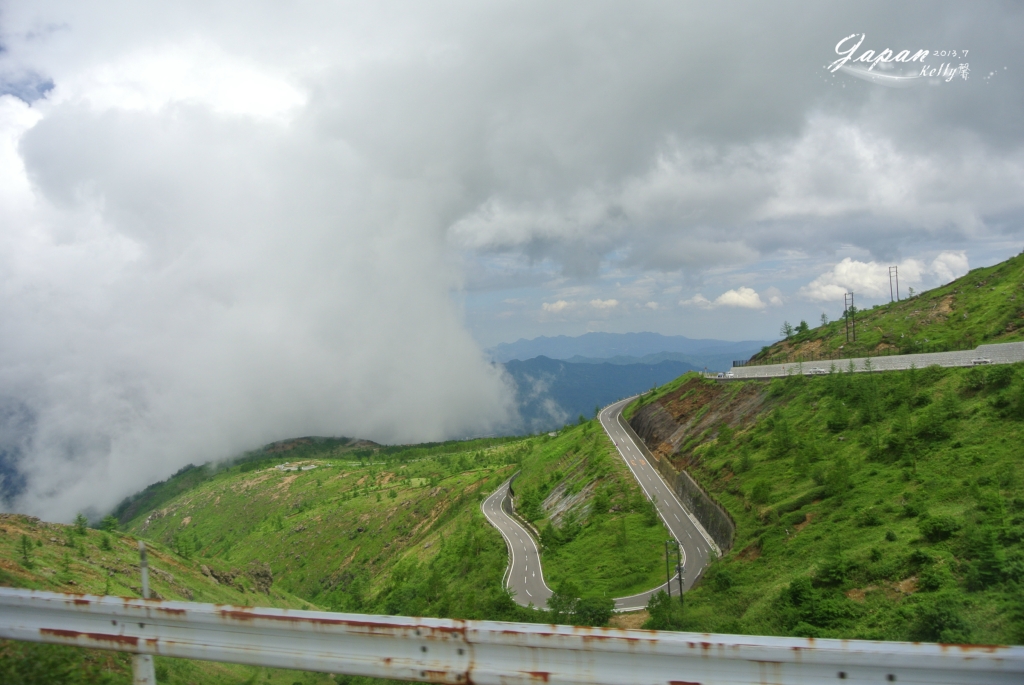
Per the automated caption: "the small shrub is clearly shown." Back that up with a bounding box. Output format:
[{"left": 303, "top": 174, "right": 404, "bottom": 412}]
[
  {"left": 574, "top": 596, "right": 615, "bottom": 626},
  {"left": 783, "top": 510, "right": 807, "bottom": 528},
  {"left": 910, "top": 592, "right": 971, "bottom": 643},
  {"left": 986, "top": 365, "right": 1015, "bottom": 389},
  {"left": 919, "top": 515, "right": 960, "bottom": 542},
  {"left": 908, "top": 549, "right": 933, "bottom": 570},
  {"left": 73, "top": 513, "right": 88, "bottom": 536},
  {"left": 885, "top": 530, "right": 898, "bottom": 542},
  {"left": 918, "top": 564, "right": 953, "bottom": 592},
  {"left": 856, "top": 508, "right": 882, "bottom": 527},
  {"left": 823, "top": 457, "right": 852, "bottom": 500},
  {"left": 750, "top": 479, "right": 772, "bottom": 505},
  {"left": 736, "top": 451, "right": 753, "bottom": 473},
  {"left": 643, "top": 591, "right": 685, "bottom": 630},
  {"left": 962, "top": 367, "right": 987, "bottom": 392},
  {"left": 710, "top": 568, "right": 734, "bottom": 592},
  {"left": 815, "top": 555, "right": 851, "bottom": 586}
]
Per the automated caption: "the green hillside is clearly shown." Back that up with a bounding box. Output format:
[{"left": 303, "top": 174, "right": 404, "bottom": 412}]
[
  {"left": 121, "top": 439, "right": 529, "bottom": 618},
  {"left": 625, "top": 367, "right": 1024, "bottom": 643},
  {"left": 0, "top": 425, "right": 674, "bottom": 682},
  {"left": 510, "top": 421, "right": 673, "bottom": 599},
  {"left": 753, "top": 251, "right": 1024, "bottom": 364},
  {"left": 120, "top": 423, "right": 672, "bottom": 612},
  {"left": 0, "top": 513, "right": 334, "bottom": 685}
]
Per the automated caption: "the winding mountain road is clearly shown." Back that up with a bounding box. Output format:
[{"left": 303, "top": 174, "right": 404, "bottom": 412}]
[{"left": 482, "top": 397, "right": 716, "bottom": 611}]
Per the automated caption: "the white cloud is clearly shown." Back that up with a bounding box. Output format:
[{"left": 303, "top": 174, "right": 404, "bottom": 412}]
[
  {"left": 680, "top": 294, "right": 712, "bottom": 308},
  {"left": 50, "top": 40, "right": 307, "bottom": 122},
  {"left": 542, "top": 300, "right": 572, "bottom": 313},
  {"left": 645, "top": 301, "right": 659, "bottom": 310},
  {"left": 930, "top": 251, "right": 971, "bottom": 284},
  {"left": 798, "top": 251, "right": 970, "bottom": 302},
  {"left": 589, "top": 298, "right": 618, "bottom": 310},
  {"left": 714, "top": 287, "right": 766, "bottom": 309},
  {"left": 679, "top": 287, "right": 774, "bottom": 310}
]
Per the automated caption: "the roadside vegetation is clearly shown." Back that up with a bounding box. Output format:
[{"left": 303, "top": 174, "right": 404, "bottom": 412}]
[
  {"left": 626, "top": 364, "right": 1024, "bottom": 643},
  {"left": 755, "top": 251, "right": 1024, "bottom": 364},
  {"left": 0, "top": 512, "right": 332, "bottom": 684}
]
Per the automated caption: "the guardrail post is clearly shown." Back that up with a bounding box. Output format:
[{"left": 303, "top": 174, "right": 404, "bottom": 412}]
[{"left": 133, "top": 541, "right": 157, "bottom": 684}]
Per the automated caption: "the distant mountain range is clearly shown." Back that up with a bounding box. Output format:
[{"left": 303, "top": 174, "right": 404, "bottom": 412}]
[
  {"left": 493, "top": 333, "right": 770, "bottom": 433},
  {"left": 502, "top": 356, "right": 696, "bottom": 434},
  {"left": 562, "top": 351, "right": 747, "bottom": 374},
  {"left": 488, "top": 331, "right": 769, "bottom": 366}
]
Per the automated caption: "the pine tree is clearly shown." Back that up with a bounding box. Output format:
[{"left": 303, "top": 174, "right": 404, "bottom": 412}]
[{"left": 19, "top": 534, "right": 33, "bottom": 568}]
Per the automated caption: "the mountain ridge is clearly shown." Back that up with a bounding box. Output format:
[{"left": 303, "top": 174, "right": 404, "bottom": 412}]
[{"left": 488, "top": 331, "right": 770, "bottom": 364}]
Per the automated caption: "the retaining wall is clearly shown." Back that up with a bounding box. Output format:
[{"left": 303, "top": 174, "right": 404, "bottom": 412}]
[{"left": 625, "top": 409, "right": 736, "bottom": 553}]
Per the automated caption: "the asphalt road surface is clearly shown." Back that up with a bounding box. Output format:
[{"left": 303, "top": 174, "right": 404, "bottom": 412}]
[
  {"left": 482, "top": 397, "right": 715, "bottom": 611},
  {"left": 481, "top": 480, "right": 553, "bottom": 608},
  {"left": 599, "top": 397, "right": 716, "bottom": 610}
]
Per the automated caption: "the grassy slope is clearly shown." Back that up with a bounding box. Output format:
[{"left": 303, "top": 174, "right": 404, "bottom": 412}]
[
  {"left": 0, "top": 415, "right": 681, "bottom": 680},
  {"left": 112, "top": 436, "right": 381, "bottom": 524},
  {"left": 1, "top": 438, "right": 533, "bottom": 684},
  {"left": 122, "top": 441, "right": 528, "bottom": 619},
  {"left": 0, "top": 513, "right": 331, "bottom": 685},
  {"left": 627, "top": 366, "right": 1024, "bottom": 644},
  {"left": 511, "top": 421, "right": 673, "bottom": 599},
  {"left": 753, "top": 251, "right": 1024, "bottom": 363},
  {"left": 122, "top": 425, "right": 672, "bottom": 609}
]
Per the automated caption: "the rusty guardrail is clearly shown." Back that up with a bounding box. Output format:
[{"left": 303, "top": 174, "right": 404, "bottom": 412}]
[{"left": 2, "top": 586, "right": 1023, "bottom": 684}]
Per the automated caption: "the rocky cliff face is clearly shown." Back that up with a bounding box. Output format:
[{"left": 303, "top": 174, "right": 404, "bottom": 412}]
[
  {"left": 626, "top": 376, "right": 774, "bottom": 553},
  {"left": 629, "top": 377, "right": 769, "bottom": 470}
]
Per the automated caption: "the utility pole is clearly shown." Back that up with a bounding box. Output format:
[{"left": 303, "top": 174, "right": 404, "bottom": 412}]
[
  {"left": 676, "top": 545, "right": 685, "bottom": 604},
  {"left": 889, "top": 266, "right": 899, "bottom": 302},
  {"left": 844, "top": 292, "right": 856, "bottom": 343},
  {"left": 133, "top": 542, "right": 157, "bottom": 684},
  {"left": 664, "top": 539, "right": 683, "bottom": 604},
  {"left": 665, "top": 540, "right": 672, "bottom": 598}
]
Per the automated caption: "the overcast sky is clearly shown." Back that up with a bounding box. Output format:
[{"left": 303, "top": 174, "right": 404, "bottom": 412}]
[{"left": 1, "top": 1, "right": 1022, "bottom": 519}]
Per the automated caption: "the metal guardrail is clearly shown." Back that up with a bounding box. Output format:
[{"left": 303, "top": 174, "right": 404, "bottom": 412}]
[{"left": 2, "top": 587, "right": 1023, "bottom": 685}]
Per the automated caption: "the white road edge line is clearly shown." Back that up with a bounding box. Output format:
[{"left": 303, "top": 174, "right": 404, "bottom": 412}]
[{"left": 613, "top": 401, "right": 720, "bottom": 557}]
